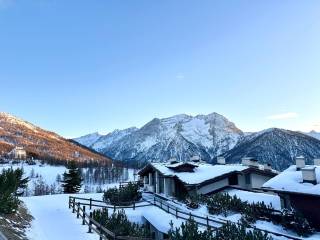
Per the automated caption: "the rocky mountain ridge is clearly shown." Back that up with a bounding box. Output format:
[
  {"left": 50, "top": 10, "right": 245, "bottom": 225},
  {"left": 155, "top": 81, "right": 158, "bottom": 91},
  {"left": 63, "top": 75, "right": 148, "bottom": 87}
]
[
  {"left": 75, "top": 113, "right": 320, "bottom": 170},
  {"left": 0, "top": 112, "right": 111, "bottom": 164}
]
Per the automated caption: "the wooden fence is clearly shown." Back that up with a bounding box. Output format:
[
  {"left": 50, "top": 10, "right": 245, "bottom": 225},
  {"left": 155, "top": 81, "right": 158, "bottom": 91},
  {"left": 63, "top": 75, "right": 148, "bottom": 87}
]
[
  {"left": 69, "top": 196, "right": 152, "bottom": 240},
  {"left": 69, "top": 195, "right": 303, "bottom": 240}
]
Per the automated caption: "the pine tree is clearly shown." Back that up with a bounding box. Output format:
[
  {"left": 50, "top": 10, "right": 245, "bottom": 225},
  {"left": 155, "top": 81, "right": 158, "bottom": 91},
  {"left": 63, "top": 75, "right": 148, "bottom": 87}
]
[
  {"left": 62, "top": 161, "right": 82, "bottom": 193},
  {"left": 0, "top": 168, "right": 29, "bottom": 214}
]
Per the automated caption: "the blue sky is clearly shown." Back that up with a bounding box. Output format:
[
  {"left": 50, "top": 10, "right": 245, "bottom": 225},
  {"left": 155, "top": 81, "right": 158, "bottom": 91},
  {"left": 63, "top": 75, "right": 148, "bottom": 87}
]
[{"left": 0, "top": 0, "right": 320, "bottom": 137}]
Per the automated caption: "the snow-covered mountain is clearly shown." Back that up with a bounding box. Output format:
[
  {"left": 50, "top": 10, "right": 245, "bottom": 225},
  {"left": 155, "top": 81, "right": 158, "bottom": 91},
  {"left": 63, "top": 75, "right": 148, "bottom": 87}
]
[
  {"left": 0, "top": 112, "right": 111, "bottom": 163},
  {"left": 75, "top": 113, "right": 243, "bottom": 163},
  {"left": 74, "top": 132, "right": 102, "bottom": 147},
  {"left": 91, "top": 127, "right": 138, "bottom": 151},
  {"left": 223, "top": 128, "right": 320, "bottom": 170},
  {"left": 306, "top": 130, "right": 320, "bottom": 140}
]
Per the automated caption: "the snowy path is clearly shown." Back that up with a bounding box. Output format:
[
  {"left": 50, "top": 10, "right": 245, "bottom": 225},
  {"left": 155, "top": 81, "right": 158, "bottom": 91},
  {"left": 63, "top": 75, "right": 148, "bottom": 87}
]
[{"left": 22, "top": 193, "right": 103, "bottom": 240}]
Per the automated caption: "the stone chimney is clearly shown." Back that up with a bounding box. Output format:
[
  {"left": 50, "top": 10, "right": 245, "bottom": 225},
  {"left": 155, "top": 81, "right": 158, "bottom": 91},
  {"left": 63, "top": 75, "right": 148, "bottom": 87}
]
[
  {"left": 168, "top": 158, "right": 178, "bottom": 164},
  {"left": 301, "top": 167, "right": 317, "bottom": 185},
  {"left": 314, "top": 159, "right": 320, "bottom": 166},
  {"left": 217, "top": 157, "right": 226, "bottom": 165},
  {"left": 264, "top": 163, "right": 272, "bottom": 171},
  {"left": 190, "top": 155, "right": 201, "bottom": 163},
  {"left": 296, "top": 156, "right": 305, "bottom": 170},
  {"left": 242, "top": 157, "right": 259, "bottom": 168}
]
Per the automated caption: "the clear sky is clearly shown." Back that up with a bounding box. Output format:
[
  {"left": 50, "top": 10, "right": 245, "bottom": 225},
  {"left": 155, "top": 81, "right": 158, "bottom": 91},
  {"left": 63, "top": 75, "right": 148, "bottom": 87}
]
[{"left": 0, "top": 0, "right": 320, "bottom": 137}]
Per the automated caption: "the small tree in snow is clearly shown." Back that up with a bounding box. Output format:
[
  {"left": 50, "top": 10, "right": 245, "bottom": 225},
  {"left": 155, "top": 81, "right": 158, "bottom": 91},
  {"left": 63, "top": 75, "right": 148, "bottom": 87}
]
[{"left": 61, "top": 161, "right": 82, "bottom": 193}]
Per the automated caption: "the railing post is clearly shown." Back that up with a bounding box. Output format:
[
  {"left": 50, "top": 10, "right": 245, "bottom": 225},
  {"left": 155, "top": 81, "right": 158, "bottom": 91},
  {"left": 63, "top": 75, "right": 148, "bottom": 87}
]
[
  {"left": 72, "top": 198, "right": 76, "bottom": 213},
  {"left": 189, "top": 212, "right": 192, "bottom": 219},
  {"left": 103, "top": 207, "right": 108, "bottom": 218},
  {"left": 133, "top": 201, "right": 135, "bottom": 210},
  {"left": 77, "top": 202, "right": 80, "bottom": 218},
  {"left": 99, "top": 216, "right": 103, "bottom": 240},
  {"left": 68, "top": 196, "right": 71, "bottom": 209},
  {"left": 113, "top": 204, "right": 116, "bottom": 212},
  {"left": 176, "top": 208, "right": 178, "bottom": 219},
  {"left": 206, "top": 215, "right": 209, "bottom": 227},
  {"left": 82, "top": 206, "right": 86, "bottom": 225},
  {"left": 90, "top": 198, "right": 92, "bottom": 210},
  {"left": 88, "top": 212, "right": 93, "bottom": 233}
]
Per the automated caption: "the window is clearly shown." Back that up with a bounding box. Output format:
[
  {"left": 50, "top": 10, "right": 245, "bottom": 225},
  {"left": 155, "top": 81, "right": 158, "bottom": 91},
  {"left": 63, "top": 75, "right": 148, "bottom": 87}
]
[
  {"left": 144, "top": 176, "right": 149, "bottom": 184},
  {"left": 245, "top": 174, "right": 251, "bottom": 185},
  {"left": 228, "top": 174, "right": 238, "bottom": 185}
]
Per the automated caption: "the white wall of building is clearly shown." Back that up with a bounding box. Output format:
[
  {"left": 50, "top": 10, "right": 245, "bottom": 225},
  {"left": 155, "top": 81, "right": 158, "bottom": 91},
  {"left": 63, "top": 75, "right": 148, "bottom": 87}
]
[
  {"left": 197, "top": 178, "right": 229, "bottom": 195},
  {"left": 250, "top": 173, "right": 271, "bottom": 189}
]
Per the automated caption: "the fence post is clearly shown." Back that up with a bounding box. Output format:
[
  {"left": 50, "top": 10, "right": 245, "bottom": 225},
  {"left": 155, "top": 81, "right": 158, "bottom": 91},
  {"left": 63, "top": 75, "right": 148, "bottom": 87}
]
[
  {"left": 133, "top": 201, "right": 135, "bottom": 210},
  {"left": 88, "top": 212, "right": 93, "bottom": 233},
  {"left": 68, "top": 196, "right": 71, "bottom": 209},
  {"left": 103, "top": 207, "right": 108, "bottom": 218},
  {"left": 77, "top": 202, "right": 80, "bottom": 218},
  {"left": 176, "top": 208, "right": 178, "bottom": 219},
  {"left": 99, "top": 216, "right": 103, "bottom": 240},
  {"left": 189, "top": 212, "right": 192, "bottom": 219},
  {"left": 90, "top": 198, "right": 92, "bottom": 210},
  {"left": 82, "top": 206, "right": 86, "bottom": 225},
  {"left": 72, "top": 198, "right": 76, "bottom": 213},
  {"left": 206, "top": 215, "right": 209, "bottom": 227}
]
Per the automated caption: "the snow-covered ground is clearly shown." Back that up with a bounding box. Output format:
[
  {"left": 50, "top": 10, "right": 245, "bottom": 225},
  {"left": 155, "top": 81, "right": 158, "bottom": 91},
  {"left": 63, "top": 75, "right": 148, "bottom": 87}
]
[
  {"left": 0, "top": 161, "right": 135, "bottom": 196},
  {"left": 21, "top": 191, "right": 320, "bottom": 240},
  {"left": 0, "top": 161, "right": 66, "bottom": 186},
  {"left": 21, "top": 192, "right": 184, "bottom": 240},
  {"left": 22, "top": 193, "right": 102, "bottom": 240}
]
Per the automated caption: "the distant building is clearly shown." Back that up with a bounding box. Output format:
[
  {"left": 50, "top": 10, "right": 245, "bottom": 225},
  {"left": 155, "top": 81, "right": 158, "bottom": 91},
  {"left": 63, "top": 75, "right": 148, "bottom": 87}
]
[
  {"left": 74, "top": 151, "right": 81, "bottom": 158},
  {"left": 262, "top": 157, "right": 320, "bottom": 228},
  {"left": 138, "top": 157, "right": 278, "bottom": 199},
  {"left": 8, "top": 146, "right": 27, "bottom": 159}
]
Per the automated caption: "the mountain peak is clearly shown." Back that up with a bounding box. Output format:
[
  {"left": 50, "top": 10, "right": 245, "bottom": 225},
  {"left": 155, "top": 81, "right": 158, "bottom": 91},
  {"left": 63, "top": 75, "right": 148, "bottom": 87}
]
[
  {"left": 0, "top": 112, "right": 39, "bottom": 132},
  {"left": 224, "top": 128, "right": 320, "bottom": 170},
  {"left": 75, "top": 112, "right": 243, "bottom": 162},
  {"left": 306, "top": 130, "right": 320, "bottom": 140}
]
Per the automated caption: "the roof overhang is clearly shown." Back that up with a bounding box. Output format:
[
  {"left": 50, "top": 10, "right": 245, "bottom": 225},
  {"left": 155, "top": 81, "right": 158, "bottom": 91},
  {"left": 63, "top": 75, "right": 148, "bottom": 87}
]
[{"left": 261, "top": 187, "right": 320, "bottom": 198}]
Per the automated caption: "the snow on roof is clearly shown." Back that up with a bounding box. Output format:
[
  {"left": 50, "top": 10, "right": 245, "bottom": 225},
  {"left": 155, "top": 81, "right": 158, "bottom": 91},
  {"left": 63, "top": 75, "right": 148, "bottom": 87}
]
[
  {"left": 225, "top": 189, "right": 281, "bottom": 210},
  {"left": 150, "top": 162, "right": 249, "bottom": 185},
  {"left": 166, "top": 162, "right": 198, "bottom": 168},
  {"left": 143, "top": 207, "right": 185, "bottom": 233},
  {"left": 263, "top": 165, "right": 320, "bottom": 196}
]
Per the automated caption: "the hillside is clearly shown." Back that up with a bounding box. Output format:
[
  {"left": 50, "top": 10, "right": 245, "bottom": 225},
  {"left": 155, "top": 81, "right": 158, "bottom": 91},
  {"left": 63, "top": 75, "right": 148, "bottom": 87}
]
[
  {"left": 76, "top": 113, "right": 243, "bottom": 163},
  {"left": 223, "top": 128, "right": 320, "bottom": 170},
  {"left": 0, "top": 112, "right": 111, "bottom": 163}
]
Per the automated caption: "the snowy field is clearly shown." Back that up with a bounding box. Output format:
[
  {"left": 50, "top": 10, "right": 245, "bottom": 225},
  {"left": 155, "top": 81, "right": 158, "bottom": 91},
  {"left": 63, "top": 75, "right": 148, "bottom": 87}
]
[
  {"left": 0, "top": 161, "right": 136, "bottom": 196},
  {"left": 0, "top": 161, "right": 66, "bottom": 186}
]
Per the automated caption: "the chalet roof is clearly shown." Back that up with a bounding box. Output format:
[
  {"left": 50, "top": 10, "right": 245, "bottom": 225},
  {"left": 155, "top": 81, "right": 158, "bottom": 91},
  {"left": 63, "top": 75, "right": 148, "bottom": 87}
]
[
  {"left": 262, "top": 165, "right": 320, "bottom": 196},
  {"left": 139, "top": 162, "right": 249, "bottom": 185}
]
